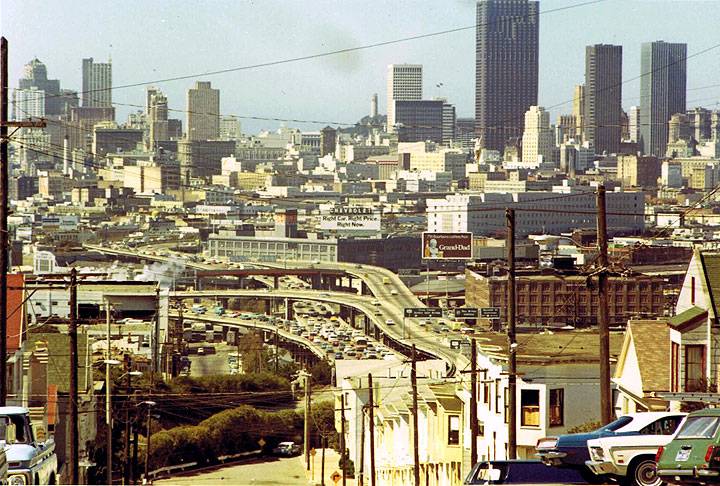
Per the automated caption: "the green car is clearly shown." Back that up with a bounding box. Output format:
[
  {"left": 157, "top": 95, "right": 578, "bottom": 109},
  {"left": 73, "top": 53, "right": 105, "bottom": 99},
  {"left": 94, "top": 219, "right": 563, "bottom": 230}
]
[{"left": 657, "top": 408, "right": 720, "bottom": 485}]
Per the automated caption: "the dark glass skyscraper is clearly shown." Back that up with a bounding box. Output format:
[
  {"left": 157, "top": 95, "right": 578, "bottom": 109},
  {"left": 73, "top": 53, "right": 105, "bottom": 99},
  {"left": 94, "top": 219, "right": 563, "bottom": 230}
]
[
  {"left": 639, "top": 41, "right": 687, "bottom": 157},
  {"left": 584, "top": 44, "right": 623, "bottom": 155},
  {"left": 475, "top": 0, "right": 539, "bottom": 153}
]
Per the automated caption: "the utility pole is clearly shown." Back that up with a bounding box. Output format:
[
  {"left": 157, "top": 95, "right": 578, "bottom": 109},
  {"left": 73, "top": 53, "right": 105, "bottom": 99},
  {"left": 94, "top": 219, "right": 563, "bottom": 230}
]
[
  {"left": 506, "top": 208, "right": 517, "bottom": 459},
  {"left": 0, "top": 38, "right": 45, "bottom": 406},
  {"left": 358, "top": 403, "right": 365, "bottom": 486},
  {"left": 596, "top": 185, "right": 612, "bottom": 425},
  {"left": 152, "top": 286, "right": 160, "bottom": 386},
  {"left": 123, "top": 355, "right": 133, "bottom": 486},
  {"left": 106, "top": 301, "right": 113, "bottom": 486},
  {"left": 143, "top": 402, "right": 155, "bottom": 482},
  {"left": 411, "top": 345, "right": 420, "bottom": 486},
  {"left": 275, "top": 325, "right": 279, "bottom": 373},
  {"left": 340, "top": 393, "right": 347, "bottom": 486},
  {"left": 321, "top": 437, "right": 326, "bottom": 486},
  {"left": 367, "top": 373, "right": 376, "bottom": 486},
  {"left": 301, "top": 370, "right": 312, "bottom": 471},
  {"left": 470, "top": 338, "right": 478, "bottom": 468},
  {"left": 68, "top": 268, "right": 79, "bottom": 485}
]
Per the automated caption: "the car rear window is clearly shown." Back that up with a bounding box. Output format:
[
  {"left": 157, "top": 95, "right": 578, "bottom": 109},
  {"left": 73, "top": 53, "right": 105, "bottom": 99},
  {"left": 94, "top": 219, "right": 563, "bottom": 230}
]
[
  {"left": 601, "top": 415, "right": 634, "bottom": 432},
  {"left": 676, "top": 416, "right": 720, "bottom": 439}
]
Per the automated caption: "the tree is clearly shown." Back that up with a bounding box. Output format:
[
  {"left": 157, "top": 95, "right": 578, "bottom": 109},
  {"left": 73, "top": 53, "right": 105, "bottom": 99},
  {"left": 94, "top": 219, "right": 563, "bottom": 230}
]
[{"left": 238, "top": 331, "right": 265, "bottom": 374}]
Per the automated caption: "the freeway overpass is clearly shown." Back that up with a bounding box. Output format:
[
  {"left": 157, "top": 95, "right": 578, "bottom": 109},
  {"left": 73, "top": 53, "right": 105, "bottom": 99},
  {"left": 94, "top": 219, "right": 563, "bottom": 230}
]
[{"left": 83, "top": 244, "right": 468, "bottom": 375}]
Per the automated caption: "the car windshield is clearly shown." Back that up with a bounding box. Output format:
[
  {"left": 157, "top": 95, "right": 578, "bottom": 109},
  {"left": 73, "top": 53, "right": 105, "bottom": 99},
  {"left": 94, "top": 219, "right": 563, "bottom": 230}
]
[
  {"left": 599, "top": 416, "right": 633, "bottom": 432},
  {"left": 676, "top": 416, "right": 720, "bottom": 439}
]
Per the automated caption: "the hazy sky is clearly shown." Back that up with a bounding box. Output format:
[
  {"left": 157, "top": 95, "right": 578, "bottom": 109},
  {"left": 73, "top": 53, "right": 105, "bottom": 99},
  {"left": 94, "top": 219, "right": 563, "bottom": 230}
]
[{"left": 2, "top": 0, "right": 719, "bottom": 133}]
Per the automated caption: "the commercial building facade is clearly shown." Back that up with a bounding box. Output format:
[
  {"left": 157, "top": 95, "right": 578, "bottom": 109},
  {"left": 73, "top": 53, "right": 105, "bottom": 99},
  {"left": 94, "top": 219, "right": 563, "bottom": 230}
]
[{"left": 584, "top": 44, "right": 622, "bottom": 154}]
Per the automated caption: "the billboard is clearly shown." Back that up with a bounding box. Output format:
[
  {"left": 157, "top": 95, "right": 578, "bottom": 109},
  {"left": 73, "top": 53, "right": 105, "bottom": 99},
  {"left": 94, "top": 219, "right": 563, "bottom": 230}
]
[
  {"left": 421, "top": 232, "right": 473, "bottom": 260},
  {"left": 320, "top": 206, "right": 381, "bottom": 232}
]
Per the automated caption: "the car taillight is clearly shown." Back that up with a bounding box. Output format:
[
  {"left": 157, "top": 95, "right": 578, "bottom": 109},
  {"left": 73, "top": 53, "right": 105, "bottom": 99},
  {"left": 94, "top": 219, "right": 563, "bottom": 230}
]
[
  {"left": 655, "top": 446, "right": 664, "bottom": 463},
  {"left": 706, "top": 445, "right": 720, "bottom": 463}
]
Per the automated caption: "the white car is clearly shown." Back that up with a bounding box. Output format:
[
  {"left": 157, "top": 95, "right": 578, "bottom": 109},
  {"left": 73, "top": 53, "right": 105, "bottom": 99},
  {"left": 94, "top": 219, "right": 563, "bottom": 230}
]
[{"left": 586, "top": 412, "right": 686, "bottom": 486}]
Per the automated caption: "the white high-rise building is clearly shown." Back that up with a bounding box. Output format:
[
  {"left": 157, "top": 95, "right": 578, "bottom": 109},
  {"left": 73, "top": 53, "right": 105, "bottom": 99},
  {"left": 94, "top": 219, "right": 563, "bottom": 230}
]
[
  {"left": 186, "top": 81, "right": 220, "bottom": 141},
  {"left": 386, "top": 64, "right": 422, "bottom": 132},
  {"left": 628, "top": 106, "right": 640, "bottom": 143},
  {"left": 521, "top": 106, "right": 553, "bottom": 164},
  {"left": 220, "top": 116, "right": 242, "bottom": 140},
  {"left": 13, "top": 86, "right": 45, "bottom": 120},
  {"left": 82, "top": 57, "right": 112, "bottom": 108}
]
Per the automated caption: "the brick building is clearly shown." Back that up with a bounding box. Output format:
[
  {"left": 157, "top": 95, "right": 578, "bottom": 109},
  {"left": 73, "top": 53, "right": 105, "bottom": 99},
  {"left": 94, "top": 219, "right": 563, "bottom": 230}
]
[{"left": 466, "top": 266, "right": 668, "bottom": 327}]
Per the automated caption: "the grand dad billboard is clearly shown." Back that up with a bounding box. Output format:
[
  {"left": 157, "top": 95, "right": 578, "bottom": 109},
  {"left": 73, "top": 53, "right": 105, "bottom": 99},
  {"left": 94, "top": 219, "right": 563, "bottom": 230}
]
[{"left": 422, "top": 232, "right": 473, "bottom": 260}]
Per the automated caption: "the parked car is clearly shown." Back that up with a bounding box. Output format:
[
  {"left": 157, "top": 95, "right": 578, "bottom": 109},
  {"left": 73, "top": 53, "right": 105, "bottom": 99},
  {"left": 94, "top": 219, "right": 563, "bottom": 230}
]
[
  {"left": 586, "top": 413, "right": 686, "bottom": 486},
  {"left": 2, "top": 407, "right": 57, "bottom": 485},
  {"left": 272, "top": 441, "right": 301, "bottom": 457},
  {"left": 657, "top": 408, "right": 720, "bottom": 485},
  {"left": 537, "top": 412, "right": 686, "bottom": 480},
  {"left": 464, "top": 460, "right": 587, "bottom": 484}
]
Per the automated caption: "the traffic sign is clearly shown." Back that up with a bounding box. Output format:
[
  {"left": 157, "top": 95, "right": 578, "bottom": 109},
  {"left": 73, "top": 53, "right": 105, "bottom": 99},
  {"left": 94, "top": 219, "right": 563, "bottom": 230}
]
[
  {"left": 404, "top": 307, "right": 443, "bottom": 318},
  {"left": 310, "top": 448, "right": 317, "bottom": 456},
  {"left": 331, "top": 471, "right": 342, "bottom": 484},
  {"left": 258, "top": 438, "right": 266, "bottom": 448},
  {"left": 480, "top": 307, "right": 501, "bottom": 319},
  {"left": 454, "top": 308, "right": 479, "bottom": 319}
]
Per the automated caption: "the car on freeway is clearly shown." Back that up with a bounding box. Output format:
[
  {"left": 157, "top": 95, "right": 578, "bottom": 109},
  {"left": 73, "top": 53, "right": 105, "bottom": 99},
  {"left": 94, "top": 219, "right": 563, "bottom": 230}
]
[
  {"left": 657, "top": 408, "right": 720, "bottom": 485},
  {"left": 537, "top": 412, "right": 685, "bottom": 481},
  {"left": 464, "top": 460, "right": 587, "bottom": 485},
  {"left": 272, "top": 441, "right": 301, "bottom": 457},
  {"left": 385, "top": 319, "right": 395, "bottom": 326},
  {"left": 586, "top": 413, "right": 685, "bottom": 486}
]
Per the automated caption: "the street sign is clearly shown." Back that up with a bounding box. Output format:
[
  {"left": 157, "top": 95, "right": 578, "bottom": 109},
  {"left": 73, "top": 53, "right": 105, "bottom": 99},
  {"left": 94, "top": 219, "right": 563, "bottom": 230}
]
[
  {"left": 480, "top": 307, "right": 501, "bottom": 319},
  {"left": 454, "top": 308, "right": 479, "bottom": 319},
  {"left": 331, "top": 471, "right": 342, "bottom": 484},
  {"left": 404, "top": 307, "right": 443, "bottom": 318},
  {"left": 258, "top": 438, "right": 266, "bottom": 448},
  {"left": 310, "top": 448, "right": 317, "bottom": 456}
]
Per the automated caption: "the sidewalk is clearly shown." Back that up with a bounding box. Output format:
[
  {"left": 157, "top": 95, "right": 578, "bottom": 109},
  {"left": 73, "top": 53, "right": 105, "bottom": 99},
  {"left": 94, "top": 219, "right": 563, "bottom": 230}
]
[{"left": 304, "top": 448, "right": 344, "bottom": 485}]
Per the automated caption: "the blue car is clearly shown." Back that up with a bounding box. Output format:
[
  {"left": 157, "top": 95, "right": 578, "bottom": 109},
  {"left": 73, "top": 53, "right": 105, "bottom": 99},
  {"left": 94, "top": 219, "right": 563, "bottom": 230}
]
[{"left": 536, "top": 412, "right": 685, "bottom": 480}]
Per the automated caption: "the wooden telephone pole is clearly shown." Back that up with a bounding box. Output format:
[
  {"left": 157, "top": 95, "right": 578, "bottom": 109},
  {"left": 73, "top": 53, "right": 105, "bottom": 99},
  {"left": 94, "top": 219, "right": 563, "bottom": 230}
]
[
  {"left": 470, "top": 338, "right": 478, "bottom": 467},
  {"left": 596, "top": 185, "right": 612, "bottom": 424},
  {"left": 411, "top": 345, "right": 420, "bottom": 486},
  {"left": 0, "top": 37, "right": 46, "bottom": 405},
  {"left": 68, "top": 268, "right": 79, "bottom": 484},
  {"left": 506, "top": 208, "right": 517, "bottom": 459},
  {"left": 367, "top": 373, "right": 376, "bottom": 486}
]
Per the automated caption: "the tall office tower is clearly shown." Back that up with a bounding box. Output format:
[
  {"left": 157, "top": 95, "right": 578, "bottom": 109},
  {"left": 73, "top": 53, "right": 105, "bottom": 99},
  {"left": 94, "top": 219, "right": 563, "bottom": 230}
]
[
  {"left": 689, "top": 107, "right": 712, "bottom": 141},
  {"left": 19, "top": 58, "right": 62, "bottom": 116},
  {"left": 572, "top": 84, "right": 585, "bottom": 139},
  {"left": 394, "top": 100, "right": 443, "bottom": 144},
  {"left": 584, "top": 44, "right": 622, "bottom": 155},
  {"left": 219, "top": 116, "right": 242, "bottom": 140},
  {"left": 628, "top": 106, "right": 640, "bottom": 142},
  {"left": 712, "top": 112, "right": 720, "bottom": 142},
  {"left": 13, "top": 87, "right": 45, "bottom": 120},
  {"left": 668, "top": 113, "right": 693, "bottom": 143},
  {"left": 186, "top": 81, "right": 220, "bottom": 141},
  {"left": 148, "top": 89, "right": 169, "bottom": 149},
  {"left": 522, "top": 106, "right": 553, "bottom": 163},
  {"left": 81, "top": 57, "right": 112, "bottom": 108},
  {"left": 386, "top": 64, "right": 422, "bottom": 132},
  {"left": 441, "top": 101, "right": 456, "bottom": 145},
  {"left": 370, "top": 93, "right": 378, "bottom": 118},
  {"left": 146, "top": 87, "right": 160, "bottom": 115},
  {"left": 320, "top": 126, "right": 337, "bottom": 157},
  {"left": 639, "top": 41, "right": 687, "bottom": 157},
  {"left": 475, "top": 0, "right": 539, "bottom": 152},
  {"left": 556, "top": 115, "right": 577, "bottom": 144}
]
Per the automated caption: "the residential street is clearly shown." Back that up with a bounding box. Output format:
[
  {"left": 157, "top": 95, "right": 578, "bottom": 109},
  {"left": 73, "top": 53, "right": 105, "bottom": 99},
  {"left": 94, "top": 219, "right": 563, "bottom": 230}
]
[{"left": 155, "top": 456, "right": 307, "bottom": 485}]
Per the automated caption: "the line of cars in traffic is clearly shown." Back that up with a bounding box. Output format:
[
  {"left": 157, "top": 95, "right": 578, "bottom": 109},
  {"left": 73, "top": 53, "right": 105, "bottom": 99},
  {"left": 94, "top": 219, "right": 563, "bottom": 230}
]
[
  {"left": 290, "top": 301, "right": 395, "bottom": 361},
  {"left": 467, "top": 407, "right": 720, "bottom": 485}
]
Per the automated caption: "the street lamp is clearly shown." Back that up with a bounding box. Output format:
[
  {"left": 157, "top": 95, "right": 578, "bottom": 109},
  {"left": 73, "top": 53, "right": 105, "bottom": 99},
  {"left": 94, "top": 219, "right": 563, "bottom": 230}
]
[{"left": 139, "top": 400, "right": 157, "bottom": 483}]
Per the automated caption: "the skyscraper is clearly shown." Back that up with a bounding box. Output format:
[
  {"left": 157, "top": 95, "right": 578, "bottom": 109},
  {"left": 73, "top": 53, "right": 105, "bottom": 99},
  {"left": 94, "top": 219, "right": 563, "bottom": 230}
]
[
  {"left": 572, "top": 85, "right": 585, "bottom": 140},
  {"left": 522, "top": 106, "right": 553, "bottom": 164},
  {"left": 584, "top": 44, "right": 622, "bottom": 155},
  {"left": 639, "top": 41, "right": 687, "bottom": 157},
  {"left": 186, "top": 81, "right": 220, "bottom": 141},
  {"left": 147, "top": 89, "right": 169, "bottom": 149},
  {"left": 386, "top": 64, "right": 422, "bottom": 132},
  {"left": 13, "top": 87, "right": 45, "bottom": 120},
  {"left": 19, "top": 58, "right": 62, "bottom": 116},
  {"left": 628, "top": 106, "right": 641, "bottom": 143},
  {"left": 81, "top": 57, "right": 112, "bottom": 108},
  {"left": 475, "top": 0, "right": 539, "bottom": 152}
]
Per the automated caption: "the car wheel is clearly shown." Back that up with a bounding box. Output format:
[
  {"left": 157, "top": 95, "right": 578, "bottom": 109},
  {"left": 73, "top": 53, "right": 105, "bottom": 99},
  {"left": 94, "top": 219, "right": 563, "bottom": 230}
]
[{"left": 629, "top": 458, "right": 663, "bottom": 486}]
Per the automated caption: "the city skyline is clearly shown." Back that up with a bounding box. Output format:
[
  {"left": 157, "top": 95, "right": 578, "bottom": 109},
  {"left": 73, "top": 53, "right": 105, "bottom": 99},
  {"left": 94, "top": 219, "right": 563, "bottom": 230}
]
[{"left": 2, "top": 0, "right": 719, "bottom": 133}]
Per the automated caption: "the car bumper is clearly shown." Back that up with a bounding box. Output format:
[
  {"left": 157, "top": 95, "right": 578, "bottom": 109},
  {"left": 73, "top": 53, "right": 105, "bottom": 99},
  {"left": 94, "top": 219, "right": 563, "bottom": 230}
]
[
  {"left": 537, "top": 450, "right": 567, "bottom": 466},
  {"left": 585, "top": 459, "right": 618, "bottom": 476},
  {"left": 658, "top": 467, "right": 720, "bottom": 478}
]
